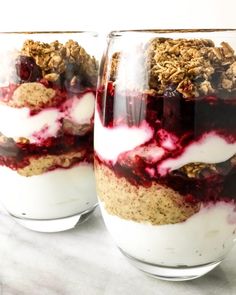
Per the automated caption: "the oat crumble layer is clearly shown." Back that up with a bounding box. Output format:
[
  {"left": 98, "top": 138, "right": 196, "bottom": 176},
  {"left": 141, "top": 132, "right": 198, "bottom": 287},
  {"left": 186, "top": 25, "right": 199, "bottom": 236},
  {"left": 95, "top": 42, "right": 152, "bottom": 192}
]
[
  {"left": 95, "top": 161, "right": 200, "bottom": 225},
  {"left": 17, "top": 150, "right": 87, "bottom": 177}
]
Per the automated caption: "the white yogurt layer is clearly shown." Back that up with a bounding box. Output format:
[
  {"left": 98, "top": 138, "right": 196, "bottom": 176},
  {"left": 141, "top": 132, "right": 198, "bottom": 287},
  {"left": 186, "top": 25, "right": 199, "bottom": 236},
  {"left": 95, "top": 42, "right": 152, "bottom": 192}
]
[
  {"left": 95, "top": 107, "right": 236, "bottom": 171},
  {"left": 0, "top": 105, "right": 60, "bottom": 141},
  {"left": 68, "top": 92, "right": 95, "bottom": 124},
  {"left": 0, "top": 163, "right": 97, "bottom": 219},
  {"left": 0, "top": 92, "right": 95, "bottom": 143},
  {"left": 100, "top": 202, "right": 236, "bottom": 266},
  {"left": 94, "top": 110, "right": 153, "bottom": 163},
  {"left": 159, "top": 133, "right": 236, "bottom": 175}
]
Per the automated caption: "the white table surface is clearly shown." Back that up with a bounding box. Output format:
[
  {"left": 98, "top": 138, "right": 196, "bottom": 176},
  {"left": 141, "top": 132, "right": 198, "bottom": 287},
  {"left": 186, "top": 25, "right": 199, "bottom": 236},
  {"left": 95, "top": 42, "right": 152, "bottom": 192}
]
[{"left": 0, "top": 206, "right": 236, "bottom": 295}]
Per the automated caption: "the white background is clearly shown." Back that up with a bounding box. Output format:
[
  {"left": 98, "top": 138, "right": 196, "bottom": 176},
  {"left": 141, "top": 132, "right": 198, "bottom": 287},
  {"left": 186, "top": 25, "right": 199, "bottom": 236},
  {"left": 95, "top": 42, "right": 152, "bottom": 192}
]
[{"left": 0, "top": 0, "right": 235, "bottom": 33}]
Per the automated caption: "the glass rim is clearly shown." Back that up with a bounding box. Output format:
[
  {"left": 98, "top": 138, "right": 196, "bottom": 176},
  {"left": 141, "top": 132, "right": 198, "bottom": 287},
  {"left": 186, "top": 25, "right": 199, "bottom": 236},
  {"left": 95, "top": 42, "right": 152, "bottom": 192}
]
[
  {"left": 109, "top": 28, "right": 236, "bottom": 37},
  {"left": 0, "top": 31, "right": 98, "bottom": 36}
]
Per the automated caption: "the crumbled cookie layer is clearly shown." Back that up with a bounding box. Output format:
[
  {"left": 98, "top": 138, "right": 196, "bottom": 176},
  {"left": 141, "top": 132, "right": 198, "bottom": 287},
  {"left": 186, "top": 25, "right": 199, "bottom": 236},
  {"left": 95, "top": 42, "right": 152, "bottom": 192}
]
[
  {"left": 18, "top": 150, "right": 86, "bottom": 176},
  {"left": 11, "top": 82, "right": 55, "bottom": 108},
  {"left": 21, "top": 39, "right": 98, "bottom": 86},
  {"left": 95, "top": 161, "right": 200, "bottom": 225}
]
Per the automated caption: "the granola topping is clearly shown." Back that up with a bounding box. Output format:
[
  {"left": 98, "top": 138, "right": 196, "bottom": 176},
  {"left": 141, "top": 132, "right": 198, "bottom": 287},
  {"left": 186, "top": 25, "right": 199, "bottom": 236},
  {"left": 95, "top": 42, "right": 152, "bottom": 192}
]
[
  {"left": 146, "top": 38, "right": 236, "bottom": 97},
  {"left": 21, "top": 39, "right": 98, "bottom": 86},
  {"left": 110, "top": 38, "right": 236, "bottom": 98}
]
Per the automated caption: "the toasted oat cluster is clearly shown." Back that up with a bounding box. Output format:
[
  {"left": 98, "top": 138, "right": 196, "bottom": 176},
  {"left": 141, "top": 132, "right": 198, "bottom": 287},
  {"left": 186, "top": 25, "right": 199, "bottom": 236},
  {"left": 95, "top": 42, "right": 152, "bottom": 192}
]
[
  {"left": 179, "top": 162, "right": 217, "bottom": 178},
  {"left": 179, "top": 153, "right": 236, "bottom": 178},
  {"left": 110, "top": 52, "right": 120, "bottom": 82},
  {"left": 110, "top": 38, "right": 236, "bottom": 98},
  {"left": 21, "top": 39, "right": 98, "bottom": 85},
  {"left": 147, "top": 38, "right": 236, "bottom": 97}
]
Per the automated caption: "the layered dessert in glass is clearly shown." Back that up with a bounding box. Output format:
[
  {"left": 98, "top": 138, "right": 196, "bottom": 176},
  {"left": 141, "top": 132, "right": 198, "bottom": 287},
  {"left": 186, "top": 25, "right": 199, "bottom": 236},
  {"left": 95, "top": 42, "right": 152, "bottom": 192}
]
[
  {"left": 0, "top": 32, "right": 98, "bottom": 232},
  {"left": 94, "top": 30, "right": 236, "bottom": 280}
]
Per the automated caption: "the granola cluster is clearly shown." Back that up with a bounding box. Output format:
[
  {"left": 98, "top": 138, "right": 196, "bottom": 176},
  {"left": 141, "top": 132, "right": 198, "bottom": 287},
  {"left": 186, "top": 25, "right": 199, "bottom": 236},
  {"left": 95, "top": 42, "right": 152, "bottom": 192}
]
[
  {"left": 110, "top": 52, "right": 120, "bottom": 82},
  {"left": 21, "top": 39, "right": 98, "bottom": 85},
  {"left": 180, "top": 162, "right": 217, "bottom": 178},
  {"left": 147, "top": 38, "right": 236, "bottom": 97},
  {"left": 179, "top": 154, "right": 236, "bottom": 178},
  {"left": 110, "top": 38, "right": 236, "bottom": 98},
  {"left": 222, "top": 61, "right": 236, "bottom": 90}
]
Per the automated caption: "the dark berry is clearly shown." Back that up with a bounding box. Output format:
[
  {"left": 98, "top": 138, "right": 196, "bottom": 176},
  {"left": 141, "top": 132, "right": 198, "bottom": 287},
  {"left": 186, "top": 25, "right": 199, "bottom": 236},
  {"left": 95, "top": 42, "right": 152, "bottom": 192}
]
[
  {"left": 64, "top": 63, "right": 79, "bottom": 80},
  {"left": 63, "top": 63, "right": 91, "bottom": 93},
  {"left": 64, "top": 76, "right": 86, "bottom": 94},
  {"left": 15, "top": 56, "right": 42, "bottom": 82}
]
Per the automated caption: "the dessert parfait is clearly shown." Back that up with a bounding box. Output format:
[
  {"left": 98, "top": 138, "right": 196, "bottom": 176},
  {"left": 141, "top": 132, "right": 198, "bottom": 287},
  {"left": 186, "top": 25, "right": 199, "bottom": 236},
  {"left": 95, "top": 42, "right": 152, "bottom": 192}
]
[
  {"left": 94, "top": 30, "right": 236, "bottom": 280},
  {"left": 0, "top": 32, "right": 98, "bottom": 232}
]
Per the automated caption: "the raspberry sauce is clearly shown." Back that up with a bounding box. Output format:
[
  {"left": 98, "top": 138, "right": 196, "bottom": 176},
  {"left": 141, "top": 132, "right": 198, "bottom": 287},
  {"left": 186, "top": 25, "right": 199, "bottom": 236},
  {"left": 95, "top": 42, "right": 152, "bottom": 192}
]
[{"left": 96, "top": 83, "right": 236, "bottom": 203}]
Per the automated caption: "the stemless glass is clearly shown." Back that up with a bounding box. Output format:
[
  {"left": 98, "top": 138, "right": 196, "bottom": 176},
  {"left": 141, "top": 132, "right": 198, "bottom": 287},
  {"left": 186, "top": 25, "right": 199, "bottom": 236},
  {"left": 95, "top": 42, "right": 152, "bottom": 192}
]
[
  {"left": 94, "top": 29, "right": 236, "bottom": 280},
  {"left": 0, "top": 32, "right": 98, "bottom": 232}
]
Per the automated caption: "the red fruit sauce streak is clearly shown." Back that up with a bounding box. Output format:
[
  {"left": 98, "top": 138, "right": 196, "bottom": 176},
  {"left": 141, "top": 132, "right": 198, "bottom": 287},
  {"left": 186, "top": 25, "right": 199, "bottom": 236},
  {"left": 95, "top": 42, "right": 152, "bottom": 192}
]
[{"left": 96, "top": 83, "right": 236, "bottom": 203}]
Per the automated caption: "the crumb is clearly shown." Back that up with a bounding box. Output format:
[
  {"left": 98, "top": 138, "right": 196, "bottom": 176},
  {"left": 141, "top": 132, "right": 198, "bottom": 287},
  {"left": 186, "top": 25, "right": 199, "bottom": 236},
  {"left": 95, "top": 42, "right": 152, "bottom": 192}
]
[
  {"left": 21, "top": 39, "right": 98, "bottom": 86},
  {"left": 11, "top": 82, "right": 55, "bottom": 108}
]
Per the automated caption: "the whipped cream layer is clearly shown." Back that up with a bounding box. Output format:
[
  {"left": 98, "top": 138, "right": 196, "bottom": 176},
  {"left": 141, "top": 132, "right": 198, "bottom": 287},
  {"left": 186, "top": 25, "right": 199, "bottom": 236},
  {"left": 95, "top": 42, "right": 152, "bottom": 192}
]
[
  {"left": 100, "top": 201, "right": 236, "bottom": 266},
  {"left": 0, "top": 163, "right": 97, "bottom": 219},
  {"left": 95, "top": 108, "right": 236, "bottom": 172},
  {"left": 0, "top": 92, "right": 95, "bottom": 143}
]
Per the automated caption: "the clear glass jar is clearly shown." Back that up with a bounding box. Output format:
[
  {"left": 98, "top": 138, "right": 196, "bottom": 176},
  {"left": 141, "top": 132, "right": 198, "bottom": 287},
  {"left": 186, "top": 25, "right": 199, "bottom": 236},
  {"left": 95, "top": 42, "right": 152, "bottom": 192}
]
[
  {"left": 94, "top": 29, "right": 236, "bottom": 280},
  {"left": 0, "top": 31, "right": 98, "bottom": 232}
]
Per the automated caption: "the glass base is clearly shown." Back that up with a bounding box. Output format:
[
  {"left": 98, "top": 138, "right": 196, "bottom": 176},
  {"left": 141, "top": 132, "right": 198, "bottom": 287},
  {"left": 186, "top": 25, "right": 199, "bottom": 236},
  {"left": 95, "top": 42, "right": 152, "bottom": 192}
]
[
  {"left": 10, "top": 205, "right": 97, "bottom": 233},
  {"left": 120, "top": 248, "right": 223, "bottom": 281}
]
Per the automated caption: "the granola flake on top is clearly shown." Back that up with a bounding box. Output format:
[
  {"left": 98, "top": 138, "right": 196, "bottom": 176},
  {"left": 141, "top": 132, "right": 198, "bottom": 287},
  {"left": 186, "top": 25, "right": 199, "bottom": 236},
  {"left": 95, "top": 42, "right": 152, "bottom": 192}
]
[
  {"left": 110, "top": 38, "right": 236, "bottom": 98},
  {"left": 21, "top": 39, "right": 98, "bottom": 85}
]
